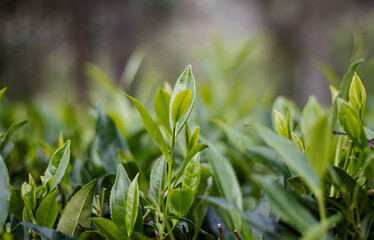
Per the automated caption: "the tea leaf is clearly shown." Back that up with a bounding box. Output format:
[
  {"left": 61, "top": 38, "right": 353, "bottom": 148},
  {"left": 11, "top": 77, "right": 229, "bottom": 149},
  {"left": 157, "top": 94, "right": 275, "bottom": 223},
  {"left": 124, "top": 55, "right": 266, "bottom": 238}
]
[
  {"left": 57, "top": 179, "right": 97, "bottom": 237},
  {"left": 0, "top": 155, "right": 10, "bottom": 231},
  {"left": 274, "top": 110, "right": 290, "bottom": 139},
  {"left": 338, "top": 59, "right": 364, "bottom": 101},
  {"left": 189, "top": 126, "right": 200, "bottom": 151},
  {"left": 337, "top": 98, "right": 367, "bottom": 149},
  {"left": 125, "top": 94, "right": 169, "bottom": 161},
  {"left": 171, "top": 89, "right": 192, "bottom": 124},
  {"left": 0, "top": 120, "right": 28, "bottom": 153},
  {"left": 291, "top": 132, "right": 304, "bottom": 151},
  {"left": 45, "top": 140, "right": 71, "bottom": 191},
  {"left": 349, "top": 72, "right": 366, "bottom": 117},
  {"left": 251, "top": 124, "right": 320, "bottom": 195},
  {"left": 0, "top": 87, "right": 6, "bottom": 102},
  {"left": 154, "top": 88, "right": 172, "bottom": 134},
  {"left": 169, "top": 65, "right": 196, "bottom": 133},
  {"left": 90, "top": 217, "right": 125, "bottom": 240},
  {"left": 150, "top": 156, "right": 168, "bottom": 198},
  {"left": 21, "top": 182, "right": 36, "bottom": 216},
  {"left": 169, "top": 188, "right": 194, "bottom": 217},
  {"left": 36, "top": 190, "right": 59, "bottom": 228},
  {"left": 182, "top": 154, "right": 201, "bottom": 193},
  {"left": 301, "top": 214, "right": 340, "bottom": 240},
  {"left": 110, "top": 164, "right": 131, "bottom": 233},
  {"left": 9, "top": 187, "right": 23, "bottom": 220},
  {"left": 79, "top": 230, "right": 105, "bottom": 240},
  {"left": 125, "top": 174, "right": 139, "bottom": 237},
  {"left": 22, "top": 222, "right": 79, "bottom": 240}
]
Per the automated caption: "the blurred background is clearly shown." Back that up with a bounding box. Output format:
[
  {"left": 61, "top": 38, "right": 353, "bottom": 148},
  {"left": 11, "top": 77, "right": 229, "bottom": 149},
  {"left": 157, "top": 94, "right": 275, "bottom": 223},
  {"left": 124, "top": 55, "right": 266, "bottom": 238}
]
[{"left": 2, "top": 0, "right": 374, "bottom": 106}]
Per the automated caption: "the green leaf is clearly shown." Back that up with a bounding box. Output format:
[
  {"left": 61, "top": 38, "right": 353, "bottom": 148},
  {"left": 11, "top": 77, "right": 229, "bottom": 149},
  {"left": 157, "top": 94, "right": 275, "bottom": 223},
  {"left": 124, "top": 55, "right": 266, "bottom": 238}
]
[
  {"left": 337, "top": 98, "right": 367, "bottom": 149},
  {"left": 288, "top": 176, "right": 310, "bottom": 195},
  {"left": 184, "top": 123, "right": 191, "bottom": 150},
  {"left": 171, "top": 89, "right": 192, "bottom": 124},
  {"left": 154, "top": 88, "right": 172, "bottom": 134},
  {"left": 338, "top": 59, "right": 364, "bottom": 101},
  {"left": 256, "top": 176, "right": 317, "bottom": 232},
  {"left": 169, "top": 65, "right": 196, "bottom": 133},
  {"left": 94, "top": 106, "right": 128, "bottom": 174},
  {"left": 57, "top": 179, "right": 97, "bottom": 237},
  {"left": 9, "top": 187, "right": 23, "bottom": 220},
  {"left": 125, "top": 94, "right": 169, "bottom": 161},
  {"left": 0, "top": 155, "right": 10, "bottom": 231},
  {"left": 301, "top": 214, "right": 340, "bottom": 240},
  {"left": 182, "top": 154, "right": 201, "bottom": 193},
  {"left": 251, "top": 124, "right": 320, "bottom": 196},
  {"left": 36, "top": 190, "right": 59, "bottom": 228},
  {"left": 21, "top": 182, "right": 36, "bottom": 215},
  {"left": 0, "top": 87, "right": 7, "bottom": 102},
  {"left": 0, "top": 120, "right": 27, "bottom": 153},
  {"left": 361, "top": 211, "right": 374, "bottom": 240},
  {"left": 45, "top": 140, "right": 71, "bottom": 191},
  {"left": 78, "top": 230, "right": 105, "bottom": 240},
  {"left": 169, "top": 188, "right": 194, "bottom": 217},
  {"left": 21, "top": 222, "right": 79, "bottom": 240},
  {"left": 174, "top": 143, "right": 209, "bottom": 185},
  {"left": 90, "top": 217, "right": 124, "bottom": 240},
  {"left": 188, "top": 126, "right": 200, "bottom": 151},
  {"left": 301, "top": 97, "right": 331, "bottom": 176},
  {"left": 206, "top": 147, "right": 242, "bottom": 230},
  {"left": 110, "top": 164, "right": 131, "bottom": 233},
  {"left": 125, "top": 174, "right": 139, "bottom": 237},
  {"left": 274, "top": 110, "right": 291, "bottom": 139},
  {"left": 150, "top": 156, "right": 168, "bottom": 198},
  {"left": 349, "top": 72, "right": 366, "bottom": 117},
  {"left": 291, "top": 132, "right": 304, "bottom": 151}
]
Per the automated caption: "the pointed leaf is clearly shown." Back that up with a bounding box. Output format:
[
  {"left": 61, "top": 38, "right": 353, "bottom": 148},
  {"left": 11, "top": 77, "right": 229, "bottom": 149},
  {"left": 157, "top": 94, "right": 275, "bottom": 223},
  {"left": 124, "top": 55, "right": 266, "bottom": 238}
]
[
  {"left": 169, "top": 65, "right": 196, "bottom": 133},
  {"left": 57, "top": 179, "right": 97, "bottom": 237},
  {"left": 36, "top": 191, "right": 59, "bottom": 228},
  {"left": 90, "top": 217, "right": 124, "bottom": 240},
  {"left": 171, "top": 89, "right": 192, "bottom": 124},
  {"left": 0, "top": 120, "right": 27, "bottom": 152},
  {"left": 150, "top": 156, "right": 168, "bottom": 198},
  {"left": 9, "top": 187, "right": 23, "bottom": 220},
  {"left": 349, "top": 72, "right": 366, "bottom": 117},
  {"left": 188, "top": 126, "right": 200, "bottom": 151},
  {"left": 182, "top": 154, "right": 201, "bottom": 193},
  {"left": 0, "top": 87, "right": 6, "bottom": 102},
  {"left": 301, "top": 214, "right": 340, "bottom": 240},
  {"left": 110, "top": 164, "right": 131, "bottom": 233},
  {"left": 21, "top": 222, "right": 79, "bottom": 240},
  {"left": 125, "top": 94, "right": 169, "bottom": 160},
  {"left": 45, "top": 140, "right": 71, "bottom": 190},
  {"left": 291, "top": 132, "right": 304, "bottom": 151},
  {"left": 154, "top": 88, "right": 171, "bottom": 133},
  {"left": 169, "top": 188, "right": 194, "bottom": 217},
  {"left": 125, "top": 174, "right": 139, "bottom": 237}
]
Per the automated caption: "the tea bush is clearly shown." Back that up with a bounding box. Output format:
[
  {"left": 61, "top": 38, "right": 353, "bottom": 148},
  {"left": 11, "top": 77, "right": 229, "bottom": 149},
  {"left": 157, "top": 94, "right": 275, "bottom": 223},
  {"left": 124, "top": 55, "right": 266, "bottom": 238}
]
[{"left": 1, "top": 57, "right": 374, "bottom": 240}]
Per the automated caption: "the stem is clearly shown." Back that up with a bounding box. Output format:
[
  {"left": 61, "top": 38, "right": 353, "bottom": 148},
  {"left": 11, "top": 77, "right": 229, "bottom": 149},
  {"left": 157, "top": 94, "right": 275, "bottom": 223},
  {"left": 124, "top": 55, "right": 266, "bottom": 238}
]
[
  {"left": 164, "top": 125, "right": 176, "bottom": 232},
  {"left": 317, "top": 193, "right": 326, "bottom": 221},
  {"left": 343, "top": 141, "right": 353, "bottom": 172}
]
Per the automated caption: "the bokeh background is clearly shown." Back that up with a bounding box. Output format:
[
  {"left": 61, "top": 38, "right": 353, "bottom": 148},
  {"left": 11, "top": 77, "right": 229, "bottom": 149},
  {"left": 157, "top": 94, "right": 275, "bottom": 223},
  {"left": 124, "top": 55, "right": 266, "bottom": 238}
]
[{"left": 2, "top": 0, "right": 374, "bottom": 106}]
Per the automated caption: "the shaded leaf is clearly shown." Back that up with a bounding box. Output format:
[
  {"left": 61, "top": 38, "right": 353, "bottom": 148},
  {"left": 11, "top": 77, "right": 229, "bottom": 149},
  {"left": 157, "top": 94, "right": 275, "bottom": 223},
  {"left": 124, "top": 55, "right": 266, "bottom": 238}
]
[
  {"left": 9, "top": 187, "right": 23, "bottom": 220},
  {"left": 154, "top": 88, "right": 171, "bottom": 134},
  {"left": 90, "top": 217, "right": 124, "bottom": 240},
  {"left": 301, "top": 214, "right": 340, "bottom": 240},
  {"left": 36, "top": 190, "right": 59, "bottom": 228},
  {"left": 21, "top": 222, "right": 78, "bottom": 240},
  {"left": 0, "top": 120, "right": 27, "bottom": 153},
  {"left": 0, "top": 155, "right": 10, "bottom": 230},
  {"left": 150, "top": 156, "right": 167, "bottom": 198}
]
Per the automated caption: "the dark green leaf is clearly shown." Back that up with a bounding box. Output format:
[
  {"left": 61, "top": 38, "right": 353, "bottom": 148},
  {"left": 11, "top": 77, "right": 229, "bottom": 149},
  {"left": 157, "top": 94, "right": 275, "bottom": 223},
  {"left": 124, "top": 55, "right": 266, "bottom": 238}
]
[
  {"left": 9, "top": 187, "right": 23, "bottom": 220},
  {"left": 361, "top": 211, "right": 374, "bottom": 240},
  {"left": 287, "top": 176, "right": 310, "bottom": 195},
  {"left": 21, "top": 222, "right": 79, "bottom": 240},
  {"left": 57, "top": 179, "right": 97, "bottom": 237},
  {"left": 125, "top": 94, "right": 169, "bottom": 161},
  {"left": 110, "top": 164, "right": 131, "bottom": 233},
  {"left": 0, "top": 155, "right": 10, "bottom": 231},
  {"left": 169, "top": 188, "right": 194, "bottom": 217},
  {"left": 78, "top": 230, "right": 105, "bottom": 240},
  {"left": 45, "top": 140, "right": 71, "bottom": 190},
  {"left": 0, "top": 120, "right": 27, "bottom": 153},
  {"left": 301, "top": 214, "right": 340, "bottom": 240},
  {"left": 338, "top": 59, "right": 364, "bottom": 101},
  {"left": 36, "top": 190, "right": 59, "bottom": 228},
  {"left": 90, "top": 217, "right": 125, "bottom": 240}
]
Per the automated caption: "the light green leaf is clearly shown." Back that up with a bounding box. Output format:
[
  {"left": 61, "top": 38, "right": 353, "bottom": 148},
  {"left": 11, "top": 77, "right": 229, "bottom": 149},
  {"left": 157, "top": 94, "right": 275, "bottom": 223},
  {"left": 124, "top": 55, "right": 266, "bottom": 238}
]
[
  {"left": 301, "top": 214, "right": 340, "bottom": 240},
  {"left": 0, "top": 87, "right": 6, "bottom": 102},
  {"left": 169, "top": 65, "right": 196, "bottom": 133},
  {"left": 169, "top": 188, "right": 194, "bottom": 217},
  {"left": 338, "top": 59, "right": 364, "bottom": 101},
  {"left": 188, "top": 126, "right": 200, "bottom": 151},
  {"left": 349, "top": 72, "right": 366, "bottom": 117},
  {"left": 57, "top": 179, "right": 97, "bottom": 237},
  {"left": 21, "top": 182, "right": 36, "bottom": 214},
  {"left": 45, "top": 140, "right": 71, "bottom": 191},
  {"left": 125, "top": 94, "right": 169, "bottom": 161},
  {"left": 256, "top": 176, "right": 317, "bottom": 232},
  {"left": 329, "top": 85, "right": 339, "bottom": 104},
  {"left": 291, "top": 132, "right": 304, "bottom": 151},
  {"left": 154, "top": 88, "right": 171, "bottom": 134},
  {"left": 337, "top": 98, "right": 367, "bottom": 149},
  {"left": 301, "top": 97, "right": 331, "bottom": 176},
  {"left": 36, "top": 190, "right": 59, "bottom": 228},
  {"left": 251, "top": 124, "right": 320, "bottom": 196},
  {"left": 182, "top": 154, "right": 201, "bottom": 193},
  {"left": 125, "top": 174, "right": 139, "bottom": 237},
  {"left": 184, "top": 123, "right": 191, "bottom": 150},
  {"left": 0, "top": 155, "right": 10, "bottom": 231},
  {"left": 22, "top": 222, "right": 79, "bottom": 240},
  {"left": 90, "top": 217, "right": 125, "bottom": 240},
  {"left": 171, "top": 89, "right": 192, "bottom": 124},
  {"left": 274, "top": 110, "right": 290, "bottom": 139},
  {"left": 110, "top": 164, "right": 131, "bottom": 233},
  {"left": 174, "top": 143, "right": 208, "bottom": 185},
  {"left": 150, "top": 156, "right": 168, "bottom": 198}
]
